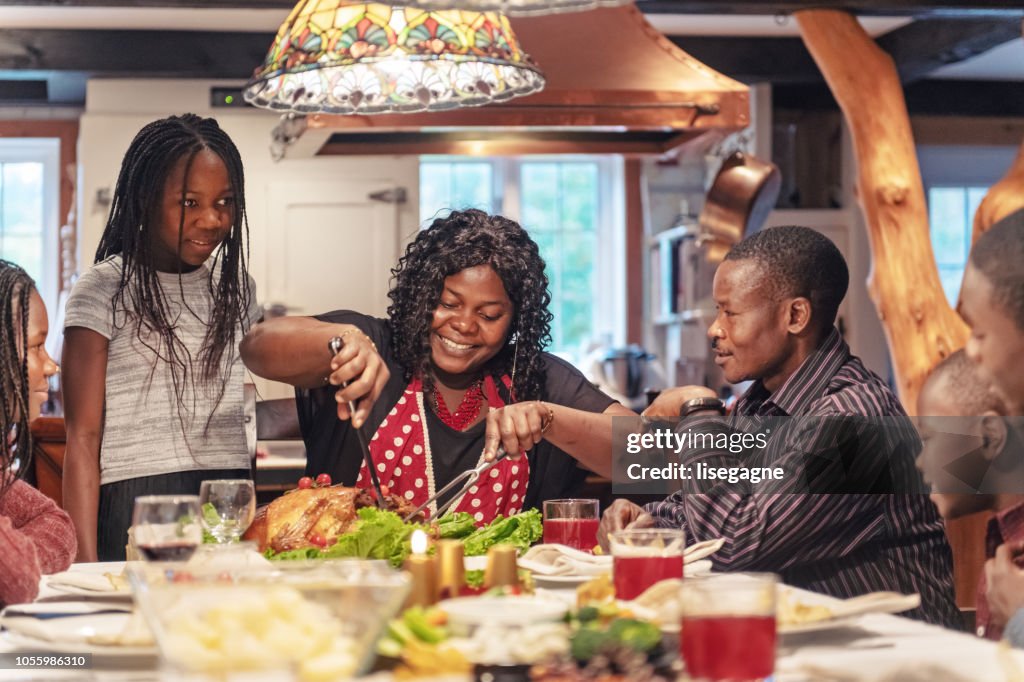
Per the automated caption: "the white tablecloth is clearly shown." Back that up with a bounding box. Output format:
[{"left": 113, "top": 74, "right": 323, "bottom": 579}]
[{"left": 4, "top": 562, "right": 1024, "bottom": 681}]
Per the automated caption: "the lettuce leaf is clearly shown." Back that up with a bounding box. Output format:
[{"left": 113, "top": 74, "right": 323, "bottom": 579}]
[
  {"left": 436, "top": 512, "right": 476, "bottom": 539},
  {"left": 264, "top": 507, "right": 542, "bottom": 564},
  {"left": 462, "top": 509, "right": 542, "bottom": 556}
]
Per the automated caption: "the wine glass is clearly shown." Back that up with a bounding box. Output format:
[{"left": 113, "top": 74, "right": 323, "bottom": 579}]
[
  {"left": 199, "top": 479, "right": 257, "bottom": 543},
  {"left": 132, "top": 495, "right": 202, "bottom": 561}
]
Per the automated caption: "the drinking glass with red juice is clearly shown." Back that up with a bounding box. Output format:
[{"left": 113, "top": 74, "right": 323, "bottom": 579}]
[
  {"left": 608, "top": 528, "right": 685, "bottom": 601},
  {"left": 680, "top": 573, "right": 778, "bottom": 681},
  {"left": 543, "top": 499, "right": 600, "bottom": 552}
]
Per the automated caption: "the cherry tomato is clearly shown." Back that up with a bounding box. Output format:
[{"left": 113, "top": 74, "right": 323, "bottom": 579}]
[
  {"left": 297, "top": 476, "right": 313, "bottom": 490},
  {"left": 309, "top": 533, "right": 327, "bottom": 548},
  {"left": 380, "top": 484, "right": 390, "bottom": 496},
  {"left": 315, "top": 473, "right": 332, "bottom": 487}
]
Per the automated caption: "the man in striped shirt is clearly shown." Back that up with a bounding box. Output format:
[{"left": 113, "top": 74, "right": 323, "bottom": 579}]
[{"left": 601, "top": 226, "right": 959, "bottom": 628}]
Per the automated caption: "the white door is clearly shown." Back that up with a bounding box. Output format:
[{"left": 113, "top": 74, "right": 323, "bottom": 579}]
[{"left": 256, "top": 180, "right": 405, "bottom": 399}]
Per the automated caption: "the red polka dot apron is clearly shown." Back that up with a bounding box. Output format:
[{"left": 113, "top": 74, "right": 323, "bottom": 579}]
[{"left": 356, "top": 375, "right": 529, "bottom": 525}]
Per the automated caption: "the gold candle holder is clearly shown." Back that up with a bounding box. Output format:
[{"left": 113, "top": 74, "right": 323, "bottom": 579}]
[
  {"left": 484, "top": 544, "right": 519, "bottom": 589},
  {"left": 437, "top": 540, "right": 465, "bottom": 599},
  {"left": 403, "top": 529, "right": 438, "bottom": 608}
]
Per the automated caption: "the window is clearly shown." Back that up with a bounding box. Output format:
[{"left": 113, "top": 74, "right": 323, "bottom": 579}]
[
  {"left": 419, "top": 156, "right": 624, "bottom": 363},
  {"left": 919, "top": 144, "right": 1017, "bottom": 308},
  {"left": 927, "top": 186, "right": 986, "bottom": 306},
  {"left": 0, "top": 139, "right": 60, "bottom": 314}
]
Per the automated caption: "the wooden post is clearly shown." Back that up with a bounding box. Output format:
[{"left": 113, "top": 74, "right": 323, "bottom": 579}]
[
  {"left": 972, "top": 140, "right": 1024, "bottom": 245},
  {"left": 795, "top": 9, "right": 968, "bottom": 413}
]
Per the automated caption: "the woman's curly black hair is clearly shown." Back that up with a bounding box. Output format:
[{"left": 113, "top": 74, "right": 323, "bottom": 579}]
[
  {"left": 387, "top": 209, "right": 552, "bottom": 401},
  {"left": 0, "top": 260, "right": 34, "bottom": 497}
]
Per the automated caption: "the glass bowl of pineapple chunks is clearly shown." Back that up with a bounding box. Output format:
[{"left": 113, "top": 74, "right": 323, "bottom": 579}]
[{"left": 128, "top": 560, "right": 409, "bottom": 681}]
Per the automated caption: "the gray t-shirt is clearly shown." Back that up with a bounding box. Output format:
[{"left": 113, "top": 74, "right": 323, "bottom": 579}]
[{"left": 64, "top": 255, "right": 260, "bottom": 485}]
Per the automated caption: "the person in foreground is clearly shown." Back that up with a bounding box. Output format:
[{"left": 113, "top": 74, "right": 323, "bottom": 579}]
[
  {"left": 62, "top": 114, "right": 259, "bottom": 562},
  {"left": 916, "top": 350, "right": 1022, "bottom": 639},
  {"left": 0, "top": 260, "right": 76, "bottom": 605},
  {"left": 242, "top": 209, "right": 634, "bottom": 525},
  {"left": 599, "top": 225, "right": 959, "bottom": 627},
  {"left": 955, "top": 210, "right": 1024, "bottom": 644}
]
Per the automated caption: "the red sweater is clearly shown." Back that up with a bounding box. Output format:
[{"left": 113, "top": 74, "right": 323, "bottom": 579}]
[{"left": 0, "top": 480, "right": 77, "bottom": 606}]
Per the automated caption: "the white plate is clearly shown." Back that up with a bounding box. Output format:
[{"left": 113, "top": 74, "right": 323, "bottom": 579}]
[
  {"left": 778, "top": 615, "right": 865, "bottom": 635},
  {"left": 777, "top": 591, "right": 920, "bottom": 636},
  {"left": 1, "top": 612, "right": 157, "bottom": 657},
  {"left": 531, "top": 572, "right": 608, "bottom": 586},
  {"left": 440, "top": 595, "right": 568, "bottom": 631}
]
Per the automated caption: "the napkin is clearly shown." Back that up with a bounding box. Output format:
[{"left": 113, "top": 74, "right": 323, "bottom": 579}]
[
  {"left": 45, "top": 571, "right": 123, "bottom": 594},
  {"left": 518, "top": 544, "right": 612, "bottom": 576},
  {"left": 684, "top": 538, "right": 725, "bottom": 563},
  {"left": 2, "top": 600, "right": 132, "bottom": 619}
]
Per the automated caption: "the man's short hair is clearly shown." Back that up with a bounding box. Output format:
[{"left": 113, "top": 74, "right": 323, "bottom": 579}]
[
  {"left": 924, "top": 349, "right": 1006, "bottom": 415},
  {"left": 970, "top": 209, "right": 1024, "bottom": 331},
  {"left": 725, "top": 225, "right": 849, "bottom": 331}
]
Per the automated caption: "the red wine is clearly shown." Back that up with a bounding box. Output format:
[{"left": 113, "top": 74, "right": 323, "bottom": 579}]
[
  {"left": 543, "top": 518, "right": 599, "bottom": 552},
  {"left": 138, "top": 542, "right": 198, "bottom": 561},
  {"left": 612, "top": 554, "right": 683, "bottom": 600},
  {"left": 681, "top": 615, "right": 776, "bottom": 680}
]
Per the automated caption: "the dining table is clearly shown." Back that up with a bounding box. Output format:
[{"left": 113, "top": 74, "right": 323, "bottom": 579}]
[{"left": 3, "top": 561, "right": 1024, "bottom": 682}]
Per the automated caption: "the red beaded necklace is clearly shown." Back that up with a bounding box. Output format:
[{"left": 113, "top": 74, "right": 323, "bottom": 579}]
[{"left": 431, "top": 380, "right": 485, "bottom": 431}]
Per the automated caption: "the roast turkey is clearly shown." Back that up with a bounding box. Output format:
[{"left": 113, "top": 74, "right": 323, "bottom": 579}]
[{"left": 243, "top": 485, "right": 423, "bottom": 553}]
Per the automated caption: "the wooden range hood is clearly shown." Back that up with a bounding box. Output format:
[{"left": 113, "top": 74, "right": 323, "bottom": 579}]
[{"left": 284, "top": 5, "right": 750, "bottom": 157}]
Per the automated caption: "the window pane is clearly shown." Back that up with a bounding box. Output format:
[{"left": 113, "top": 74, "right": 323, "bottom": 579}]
[
  {"left": 928, "top": 187, "right": 967, "bottom": 267},
  {"left": 938, "top": 266, "right": 964, "bottom": 307},
  {"left": 520, "top": 161, "right": 600, "bottom": 357},
  {"left": 419, "top": 161, "right": 493, "bottom": 225},
  {"left": 520, "top": 163, "right": 558, "bottom": 231},
  {"left": 0, "top": 162, "right": 45, "bottom": 286}
]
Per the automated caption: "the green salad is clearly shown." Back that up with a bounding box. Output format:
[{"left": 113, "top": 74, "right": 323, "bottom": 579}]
[{"left": 264, "top": 508, "right": 542, "bottom": 567}]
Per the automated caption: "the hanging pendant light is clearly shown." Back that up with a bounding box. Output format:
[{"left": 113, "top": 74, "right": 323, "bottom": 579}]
[
  {"left": 401, "top": 0, "right": 633, "bottom": 16},
  {"left": 244, "top": 0, "right": 545, "bottom": 115}
]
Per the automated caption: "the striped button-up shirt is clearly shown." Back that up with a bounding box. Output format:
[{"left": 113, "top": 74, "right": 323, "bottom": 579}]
[
  {"left": 975, "top": 502, "right": 1024, "bottom": 640},
  {"left": 647, "top": 328, "right": 960, "bottom": 628}
]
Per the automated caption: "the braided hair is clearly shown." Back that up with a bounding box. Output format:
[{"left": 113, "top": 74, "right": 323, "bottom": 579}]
[
  {"left": 387, "top": 209, "right": 552, "bottom": 401},
  {"left": 93, "top": 114, "right": 252, "bottom": 436},
  {"left": 0, "top": 260, "right": 35, "bottom": 497}
]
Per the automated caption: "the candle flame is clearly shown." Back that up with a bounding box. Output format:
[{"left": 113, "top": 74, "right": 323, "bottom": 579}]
[{"left": 411, "top": 529, "right": 428, "bottom": 555}]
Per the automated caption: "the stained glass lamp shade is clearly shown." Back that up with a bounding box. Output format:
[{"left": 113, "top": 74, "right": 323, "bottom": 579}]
[{"left": 244, "top": 0, "right": 545, "bottom": 115}]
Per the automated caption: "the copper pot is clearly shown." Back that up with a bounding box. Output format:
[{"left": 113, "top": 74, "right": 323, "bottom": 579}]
[{"left": 699, "top": 151, "right": 782, "bottom": 259}]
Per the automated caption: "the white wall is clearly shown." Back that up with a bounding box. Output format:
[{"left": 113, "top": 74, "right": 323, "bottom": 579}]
[{"left": 76, "top": 79, "right": 421, "bottom": 306}]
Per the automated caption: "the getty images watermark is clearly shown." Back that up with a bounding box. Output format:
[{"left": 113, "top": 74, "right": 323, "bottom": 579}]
[{"left": 611, "top": 415, "right": 1024, "bottom": 496}]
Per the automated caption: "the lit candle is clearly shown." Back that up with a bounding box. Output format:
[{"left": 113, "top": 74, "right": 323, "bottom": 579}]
[{"left": 403, "top": 529, "right": 437, "bottom": 608}]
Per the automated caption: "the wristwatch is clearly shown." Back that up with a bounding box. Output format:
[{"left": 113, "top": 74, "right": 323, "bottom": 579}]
[{"left": 679, "top": 397, "right": 726, "bottom": 417}]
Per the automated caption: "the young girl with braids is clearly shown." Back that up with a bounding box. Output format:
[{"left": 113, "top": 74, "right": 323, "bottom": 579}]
[
  {"left": 63, "top": 114, "right": 259, "bottom": 561},
  {"left": 0, "top": 260, "right": 75, "bottom": 605},
  {"left": 242, "top": 209, "right": 633, "bottom": 526}
]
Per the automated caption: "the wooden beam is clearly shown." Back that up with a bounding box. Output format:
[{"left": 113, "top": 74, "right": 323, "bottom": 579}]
[
  {"left": 0, "top": 28, "right": 271, "bottom": 77},
  {"left": 0, "top": 24, "right": 1014, "bottom": 87},
  {"left": 625, "top": 159, "right": 645, "bottom": 345},
  {"left": 0, "top": 0, "right": 1021, "bottom": 17},
  {"left": 639, "top": 1, "right": 1024, "bottom": 16},
  {"left": 673, "top": 17, "right": 1021, "bottom": 85},
  {"left": 775, "top": 80, "right": 1024, "bottom": 117},
  {"left": 796, "top": 8, "right": 968, "bottom": 412},
  {"left": 876, "top": 17, "right": 1022, "bottom": 82},
  {"left": 669, "top": 37, "right": 821, "bottom": 84}
]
